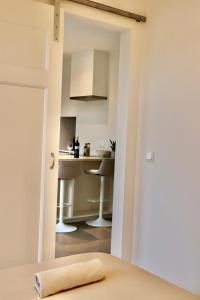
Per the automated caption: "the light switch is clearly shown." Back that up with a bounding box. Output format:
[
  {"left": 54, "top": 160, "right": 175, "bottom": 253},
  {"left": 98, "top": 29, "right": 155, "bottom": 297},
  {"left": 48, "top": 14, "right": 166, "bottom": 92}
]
[{"left": 146, "top": 152, "right": 154, "bottom": 162}]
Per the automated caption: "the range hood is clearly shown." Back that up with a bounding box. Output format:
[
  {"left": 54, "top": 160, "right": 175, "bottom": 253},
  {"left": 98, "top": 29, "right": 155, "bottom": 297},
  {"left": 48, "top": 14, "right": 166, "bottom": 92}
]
[{"left": 70, "top": 49, "right": 109, "bottom": 101}]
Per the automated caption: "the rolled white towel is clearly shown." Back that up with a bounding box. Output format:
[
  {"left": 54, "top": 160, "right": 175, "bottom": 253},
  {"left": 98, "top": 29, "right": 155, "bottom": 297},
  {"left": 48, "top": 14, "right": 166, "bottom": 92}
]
[{"left": 34, "top": 258, "right": 105, "bottom": 298}]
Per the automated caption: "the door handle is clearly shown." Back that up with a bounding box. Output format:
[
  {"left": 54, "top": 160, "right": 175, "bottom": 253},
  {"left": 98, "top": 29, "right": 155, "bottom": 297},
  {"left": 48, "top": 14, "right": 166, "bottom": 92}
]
[{"left": 50, "top": 152, "right": 55, "bottom": 169}]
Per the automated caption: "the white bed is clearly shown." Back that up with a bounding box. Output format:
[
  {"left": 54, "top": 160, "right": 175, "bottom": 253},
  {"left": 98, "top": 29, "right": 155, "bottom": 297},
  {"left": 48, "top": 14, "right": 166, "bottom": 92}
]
[{"left": 0, "top": 252, "right": 198, "bottom": 300}]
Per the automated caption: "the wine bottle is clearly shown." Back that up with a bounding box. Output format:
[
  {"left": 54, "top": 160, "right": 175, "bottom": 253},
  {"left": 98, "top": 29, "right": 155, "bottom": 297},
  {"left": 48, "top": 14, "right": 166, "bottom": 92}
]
[
  {"left": 72, "top": 136, "right": 76, "bottom": 152},
  {"left": 74, "top": 137, "right": 80, "bottom": 158}
]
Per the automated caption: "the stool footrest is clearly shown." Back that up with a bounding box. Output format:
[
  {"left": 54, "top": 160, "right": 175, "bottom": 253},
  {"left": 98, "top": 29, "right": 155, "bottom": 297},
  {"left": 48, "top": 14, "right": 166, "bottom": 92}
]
[
  {"left": 87, "top": 199, "right": 111, "bottom": 203},
  {"left": 57, "top": 203, "right": 72, "bottom": 208},
  {"left": 88, "top": 199, "right": 98, "bottom": 203}
]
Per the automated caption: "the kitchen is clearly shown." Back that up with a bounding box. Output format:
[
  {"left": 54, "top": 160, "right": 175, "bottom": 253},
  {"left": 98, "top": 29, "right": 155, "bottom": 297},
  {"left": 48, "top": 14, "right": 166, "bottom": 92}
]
[{"left": 56, "top": 16, "right": 120, "bottom": 257}]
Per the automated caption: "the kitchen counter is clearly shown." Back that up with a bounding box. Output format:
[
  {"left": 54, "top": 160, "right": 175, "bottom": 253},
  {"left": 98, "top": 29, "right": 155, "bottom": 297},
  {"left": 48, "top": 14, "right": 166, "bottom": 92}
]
[{"left": 58, "top": 154, "right": 103, "bottom": 162}]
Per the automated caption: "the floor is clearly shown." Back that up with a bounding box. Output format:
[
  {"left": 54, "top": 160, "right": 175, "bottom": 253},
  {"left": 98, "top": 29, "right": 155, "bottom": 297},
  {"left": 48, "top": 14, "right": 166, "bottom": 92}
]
[{"left": 55, "top": 221, "right": 111, "bottom": 258}]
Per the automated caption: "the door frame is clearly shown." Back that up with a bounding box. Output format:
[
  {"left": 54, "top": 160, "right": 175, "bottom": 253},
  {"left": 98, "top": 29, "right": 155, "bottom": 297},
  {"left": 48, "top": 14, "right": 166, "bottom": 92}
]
[
  {"left": 59, "top": 1, "right": 144, "bottom": 263},
  {"left": 39, "top": 1, "right": 144, "bottom": 263}
]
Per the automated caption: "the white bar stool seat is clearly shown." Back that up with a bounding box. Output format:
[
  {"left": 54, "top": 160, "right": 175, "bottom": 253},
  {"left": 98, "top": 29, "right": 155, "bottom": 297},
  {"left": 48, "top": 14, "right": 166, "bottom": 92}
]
[
  {"left": 84, "top": 159, "right": 114, "bottom": 228},
  {"left": 56, "top": 161, "right": 82, "bottom": 233}
]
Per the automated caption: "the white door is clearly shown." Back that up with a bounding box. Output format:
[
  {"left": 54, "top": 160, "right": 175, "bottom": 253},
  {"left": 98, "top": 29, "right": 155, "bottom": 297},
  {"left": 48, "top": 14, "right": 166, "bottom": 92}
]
[{"left": 0, "top": 0, "right": 63, "bottom": 269}]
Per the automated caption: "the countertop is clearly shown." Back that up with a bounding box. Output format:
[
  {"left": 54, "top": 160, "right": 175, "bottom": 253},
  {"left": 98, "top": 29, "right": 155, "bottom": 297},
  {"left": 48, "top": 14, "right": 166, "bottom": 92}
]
[{"left": 58, "top": 154, "right": 103, "bottom": 162}]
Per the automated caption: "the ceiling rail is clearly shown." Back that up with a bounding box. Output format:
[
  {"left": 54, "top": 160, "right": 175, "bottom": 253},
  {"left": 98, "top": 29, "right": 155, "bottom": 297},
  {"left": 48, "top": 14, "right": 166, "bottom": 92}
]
[
  {"left": 67, "top": 0, "right": 146, "bottom": 23},
  {"left": 53, "top": 0, "right": 147, "bottom": 41}
]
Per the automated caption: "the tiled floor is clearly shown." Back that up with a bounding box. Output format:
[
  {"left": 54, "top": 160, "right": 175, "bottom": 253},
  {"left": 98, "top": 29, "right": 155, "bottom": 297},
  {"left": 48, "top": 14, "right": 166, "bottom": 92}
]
[{"left": 55, "top": 221, "right": 111, "bottom": 258}]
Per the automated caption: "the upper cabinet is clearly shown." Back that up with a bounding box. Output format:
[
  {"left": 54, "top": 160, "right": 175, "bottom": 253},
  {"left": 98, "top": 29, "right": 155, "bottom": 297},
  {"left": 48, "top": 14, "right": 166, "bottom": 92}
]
[{"left": 70, "top": 49, "right": 109, "bottom": 101}]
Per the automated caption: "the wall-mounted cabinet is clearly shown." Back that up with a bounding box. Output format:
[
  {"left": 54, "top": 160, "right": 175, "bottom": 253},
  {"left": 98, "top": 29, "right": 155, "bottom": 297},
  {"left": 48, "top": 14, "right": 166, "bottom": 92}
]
[{"left": 70, "top": 49, "right": 109, "bottom": 101}]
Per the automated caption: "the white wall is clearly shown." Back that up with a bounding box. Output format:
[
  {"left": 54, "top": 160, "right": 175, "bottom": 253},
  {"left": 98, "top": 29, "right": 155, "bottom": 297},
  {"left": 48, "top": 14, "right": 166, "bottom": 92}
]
[
  {"left": 61, "top": 18, "right": 119, "bottom": 155},
  {"left": 94, "top": 0, "right": 145, "bottom": 15},
  {"left": 134, "top": 0, "right": 200, "bottom": 295}
]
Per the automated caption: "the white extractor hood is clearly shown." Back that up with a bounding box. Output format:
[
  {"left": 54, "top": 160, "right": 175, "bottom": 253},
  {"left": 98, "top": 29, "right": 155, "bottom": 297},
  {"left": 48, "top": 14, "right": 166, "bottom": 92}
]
[{"left": 70, "top": 49, "right": 109, "bottom": 101}]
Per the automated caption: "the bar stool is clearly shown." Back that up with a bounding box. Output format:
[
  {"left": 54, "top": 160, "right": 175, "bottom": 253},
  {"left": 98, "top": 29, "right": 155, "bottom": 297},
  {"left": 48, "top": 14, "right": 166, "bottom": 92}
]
[
  {"left": 56, "top": 161, "right": 82, "bottom": 233},
  {"left": 84, "top": 159, "right": 114, "bottom": 227}
]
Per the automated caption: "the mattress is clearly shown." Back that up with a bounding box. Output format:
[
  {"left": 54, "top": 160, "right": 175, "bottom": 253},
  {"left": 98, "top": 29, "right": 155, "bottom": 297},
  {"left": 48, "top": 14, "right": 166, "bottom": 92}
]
[{"left": 0, "top": 252, "right": 198, "bottom": 300}]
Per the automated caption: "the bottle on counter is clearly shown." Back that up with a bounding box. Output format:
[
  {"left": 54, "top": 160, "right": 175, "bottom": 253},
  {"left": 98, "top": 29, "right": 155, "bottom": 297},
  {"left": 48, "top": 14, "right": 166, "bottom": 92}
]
[
  {"left": 74, "top": 137, "right": 80, "bottom": 158},
  {"left": 83, "top": 143, "right": 90, "bottom": 157},
  {"left": 72, "top": 136, "right": 76, "bottom": 153}
]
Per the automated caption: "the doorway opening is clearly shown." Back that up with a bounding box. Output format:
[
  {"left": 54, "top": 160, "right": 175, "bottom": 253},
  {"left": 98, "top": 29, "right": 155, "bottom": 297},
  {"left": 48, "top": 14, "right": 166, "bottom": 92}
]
[
  {"left": 55, "top": 15, "right": 120, "bottom": 258},
  {"left": 36, "top": 0, "right": 143, "bottom": 263}
]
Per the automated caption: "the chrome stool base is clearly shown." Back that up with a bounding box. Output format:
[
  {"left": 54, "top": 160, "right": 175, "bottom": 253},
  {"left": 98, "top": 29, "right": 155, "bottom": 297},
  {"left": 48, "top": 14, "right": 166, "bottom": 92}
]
[
  {"left": 86, "top": 217, "right": 112, "bottom": 228},
  {"left": 56, "top": 222, "right": 77, "bottom": 233}
]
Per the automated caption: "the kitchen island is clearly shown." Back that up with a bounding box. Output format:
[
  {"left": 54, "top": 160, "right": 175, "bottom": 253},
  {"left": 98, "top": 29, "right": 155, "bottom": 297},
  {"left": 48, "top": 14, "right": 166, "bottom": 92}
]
[{"left": 57, "top": 154, "right": 113, "bottom": 222}]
